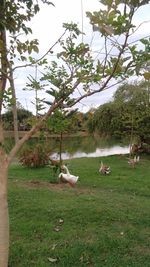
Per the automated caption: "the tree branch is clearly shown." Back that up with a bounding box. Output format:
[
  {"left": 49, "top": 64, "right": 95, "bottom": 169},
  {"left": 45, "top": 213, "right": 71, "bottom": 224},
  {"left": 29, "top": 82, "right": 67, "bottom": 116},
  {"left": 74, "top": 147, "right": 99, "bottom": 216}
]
[
  {"left": 12, "top": 29, "right": 67, "bottom": 71},
  {"left": 7, "top": 98, "right": 64, "bottom": 164},
  {"left": 71, "top": 31, "right": 130, "bottom": 106}
]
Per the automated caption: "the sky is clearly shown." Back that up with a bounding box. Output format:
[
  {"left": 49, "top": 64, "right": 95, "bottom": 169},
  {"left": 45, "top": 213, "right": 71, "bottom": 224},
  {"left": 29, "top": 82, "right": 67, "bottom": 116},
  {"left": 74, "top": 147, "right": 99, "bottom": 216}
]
[{"left": 13, "top": 0, "right": 150, "bottom": 114}]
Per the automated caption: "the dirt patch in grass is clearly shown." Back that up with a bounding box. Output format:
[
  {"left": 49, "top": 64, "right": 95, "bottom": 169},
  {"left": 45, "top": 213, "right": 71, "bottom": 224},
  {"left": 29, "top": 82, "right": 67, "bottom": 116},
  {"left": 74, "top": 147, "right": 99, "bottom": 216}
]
[
  {"left": 12, "top": 180, "right": 95, "bottom": 195},
  {"left": 133, "top": 245, "right": 150, "bottom": 256}
]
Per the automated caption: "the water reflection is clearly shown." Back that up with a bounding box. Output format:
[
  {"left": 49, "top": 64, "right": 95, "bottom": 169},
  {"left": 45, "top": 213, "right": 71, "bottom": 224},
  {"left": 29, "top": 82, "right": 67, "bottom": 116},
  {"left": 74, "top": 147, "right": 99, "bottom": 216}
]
[
  {"left": 51, "top": 137, "right": 129, "bottom": 160},
  {"left": 26, "top": 135, "right": 129, "bottom": 160},
  {"left": 51, "top": 143, "right": 129, "bottom": 160}
]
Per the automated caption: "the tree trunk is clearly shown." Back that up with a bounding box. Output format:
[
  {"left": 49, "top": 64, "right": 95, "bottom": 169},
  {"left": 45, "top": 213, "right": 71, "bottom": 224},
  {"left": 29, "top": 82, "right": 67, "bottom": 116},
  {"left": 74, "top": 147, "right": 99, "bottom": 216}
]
[
  {"left": 8, "top": 66, "right": 19, "bottom": 144},
  {"left": 59, "top": 132, "right": 63, "bottom": 165},
  {"left": 0, "top": 156, "right": 9, "bottom": 267},
  {"left": 0, "top": 116, "right": 9, "bottom": 267},
  {"left": 0, "top": 0, "right": 7, "bottom": 114}
]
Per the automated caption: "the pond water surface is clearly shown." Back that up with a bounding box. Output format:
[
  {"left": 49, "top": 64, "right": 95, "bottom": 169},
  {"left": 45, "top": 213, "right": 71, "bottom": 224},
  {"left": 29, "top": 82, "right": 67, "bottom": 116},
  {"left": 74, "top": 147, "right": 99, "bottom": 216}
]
[{"left": 48, "top": 135, "right": 130, "bottom": 160}]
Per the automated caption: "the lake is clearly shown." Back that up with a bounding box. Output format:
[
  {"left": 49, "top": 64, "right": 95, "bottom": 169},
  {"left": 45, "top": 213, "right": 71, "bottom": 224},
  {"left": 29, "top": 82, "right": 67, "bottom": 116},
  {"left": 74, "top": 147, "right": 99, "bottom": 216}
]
[{"left": 48, "top": 135, "right": 130, "bottom": 160}]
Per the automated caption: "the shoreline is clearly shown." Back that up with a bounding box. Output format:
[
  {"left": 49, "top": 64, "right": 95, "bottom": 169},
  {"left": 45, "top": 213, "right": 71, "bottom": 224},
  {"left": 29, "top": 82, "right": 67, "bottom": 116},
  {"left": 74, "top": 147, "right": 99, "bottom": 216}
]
[{"left": 4, "top": 131, "right": 88, "bottom": 138}]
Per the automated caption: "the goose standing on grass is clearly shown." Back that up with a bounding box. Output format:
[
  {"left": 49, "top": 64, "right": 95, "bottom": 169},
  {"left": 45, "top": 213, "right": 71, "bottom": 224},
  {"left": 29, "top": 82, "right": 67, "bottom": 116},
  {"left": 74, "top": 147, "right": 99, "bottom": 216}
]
[
  {"left": 58, "top": 165, "right": 79, "bottom": 187},
  {"left": 128, "top": 155, "right": 140, "bottom": 167},
  {"left": 99, "top": 161, "right": 111, "bottom": 175}
]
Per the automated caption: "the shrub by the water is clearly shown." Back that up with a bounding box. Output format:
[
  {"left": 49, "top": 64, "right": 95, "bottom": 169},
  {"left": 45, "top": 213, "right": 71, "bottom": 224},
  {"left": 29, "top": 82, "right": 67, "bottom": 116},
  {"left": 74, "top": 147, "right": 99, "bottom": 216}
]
[{"left": 19, "top": 144, "right": 50, "bottom": 167}]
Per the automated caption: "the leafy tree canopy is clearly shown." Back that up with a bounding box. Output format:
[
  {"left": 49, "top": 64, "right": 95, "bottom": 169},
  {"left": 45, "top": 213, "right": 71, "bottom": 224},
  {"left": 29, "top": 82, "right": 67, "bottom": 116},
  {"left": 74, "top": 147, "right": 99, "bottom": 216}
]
[{"left": 89, "top": 80, "right": 150, "bottom": 141}]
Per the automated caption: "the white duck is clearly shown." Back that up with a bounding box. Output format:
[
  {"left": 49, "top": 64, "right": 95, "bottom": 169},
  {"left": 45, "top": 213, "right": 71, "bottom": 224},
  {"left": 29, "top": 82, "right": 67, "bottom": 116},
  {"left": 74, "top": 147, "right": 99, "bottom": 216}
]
[
  {"left": 99, "top": 161, "right": 111, "bottom": 175},
  {"left": 58, "top": 165, "right": 79, "bottom": 187}
]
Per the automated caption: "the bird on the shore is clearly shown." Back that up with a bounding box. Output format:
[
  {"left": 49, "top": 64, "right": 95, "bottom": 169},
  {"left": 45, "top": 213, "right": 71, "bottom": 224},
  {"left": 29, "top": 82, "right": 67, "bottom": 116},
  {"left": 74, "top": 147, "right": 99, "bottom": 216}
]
[
  {"left": 58, "top": 165, "right": 79, "bottom": 187},
  {"left": 99, "top": 161, "right": 111, "bottom": 175},
  {"left": 128, "top": 155, "right": 140, "bottom": 167}
]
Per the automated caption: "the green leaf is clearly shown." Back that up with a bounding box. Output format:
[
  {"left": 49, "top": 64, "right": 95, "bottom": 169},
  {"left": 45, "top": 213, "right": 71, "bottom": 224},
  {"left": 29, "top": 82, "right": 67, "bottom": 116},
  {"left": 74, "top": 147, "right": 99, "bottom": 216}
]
[{"left": 143, "top": 72, "right": 150, "bottom": 80}]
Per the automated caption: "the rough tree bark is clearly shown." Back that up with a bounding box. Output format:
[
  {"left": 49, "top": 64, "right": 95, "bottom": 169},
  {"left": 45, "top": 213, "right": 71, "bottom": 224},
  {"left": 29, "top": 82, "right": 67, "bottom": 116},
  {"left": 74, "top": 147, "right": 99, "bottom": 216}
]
[
  {"left": 0, "top": 121, "right": 9, "bottom": 267},
  {"left": 0, "top": 161, "right": 9, "bottom": 267}
]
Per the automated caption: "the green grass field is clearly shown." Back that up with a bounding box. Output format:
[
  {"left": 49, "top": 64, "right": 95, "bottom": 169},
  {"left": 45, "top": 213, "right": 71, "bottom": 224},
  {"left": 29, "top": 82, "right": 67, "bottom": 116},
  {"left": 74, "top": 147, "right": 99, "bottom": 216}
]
[{"left": 8, "top": 154, "right": 150, "bottom": 267}]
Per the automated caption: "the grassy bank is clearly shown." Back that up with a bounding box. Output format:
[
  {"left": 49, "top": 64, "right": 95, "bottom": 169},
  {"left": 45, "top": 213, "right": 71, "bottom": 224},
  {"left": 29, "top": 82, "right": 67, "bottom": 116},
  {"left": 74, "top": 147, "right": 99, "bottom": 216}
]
[{"left": 8, "top": 155, "right": 150, "bottom": 266}]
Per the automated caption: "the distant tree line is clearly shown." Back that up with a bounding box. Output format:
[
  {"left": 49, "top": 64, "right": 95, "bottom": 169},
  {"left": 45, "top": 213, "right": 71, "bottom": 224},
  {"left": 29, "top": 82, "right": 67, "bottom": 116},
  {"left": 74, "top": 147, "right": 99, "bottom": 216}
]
[
  {"left": 87, "top": 81, "right": 150, "bottom": 144},
  {"left": 2, "top": 107, "right": 89, "bottom": 133},
  {"left": 2, "top": 108, "right": 33, "bottom": 131}
]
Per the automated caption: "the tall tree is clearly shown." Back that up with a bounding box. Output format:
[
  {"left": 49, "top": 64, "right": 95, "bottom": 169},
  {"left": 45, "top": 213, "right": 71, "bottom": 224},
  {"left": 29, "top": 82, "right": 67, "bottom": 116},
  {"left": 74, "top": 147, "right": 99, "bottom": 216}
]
[
  {"left": 0, "top": 1, "right": 150, "bottom": 266},
  {"left": 90, "top": 81, "right": 150, "bottom": 140}
]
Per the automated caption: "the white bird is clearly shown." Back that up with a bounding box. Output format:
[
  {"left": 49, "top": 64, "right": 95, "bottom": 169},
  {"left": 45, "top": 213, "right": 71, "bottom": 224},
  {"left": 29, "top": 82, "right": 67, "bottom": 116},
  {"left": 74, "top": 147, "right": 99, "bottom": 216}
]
[
  {"left": 99, "top": 161, "right": 111, "bottom": 175},
  {"left": 58, "top": 165, "right": 79, "bottom": 187}
]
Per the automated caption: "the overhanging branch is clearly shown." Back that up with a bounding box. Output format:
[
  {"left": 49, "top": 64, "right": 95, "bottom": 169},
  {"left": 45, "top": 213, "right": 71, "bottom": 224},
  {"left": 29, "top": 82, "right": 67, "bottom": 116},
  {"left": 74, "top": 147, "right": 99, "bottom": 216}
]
[{"left": 7, "top": 98, "right": 64, "bottom": 164}]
